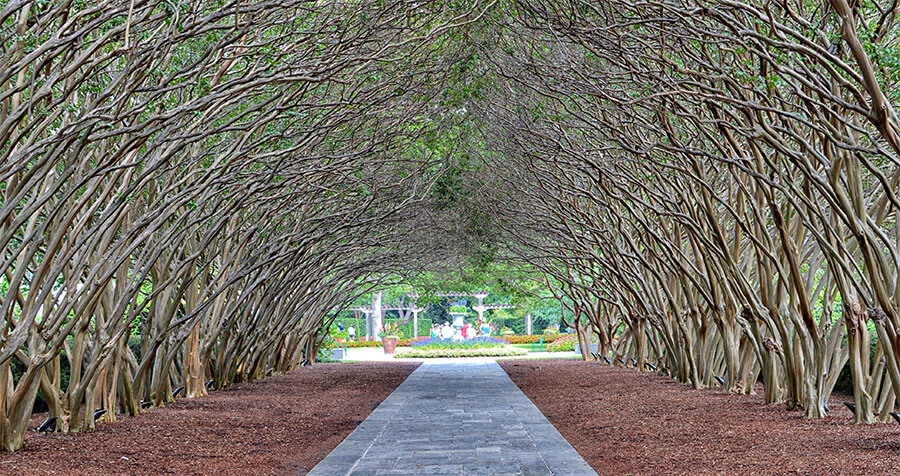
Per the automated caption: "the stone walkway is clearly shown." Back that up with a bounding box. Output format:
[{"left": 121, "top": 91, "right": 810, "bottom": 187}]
[{"left": 305, "top": 360, "right": 597, "bottom": 476}]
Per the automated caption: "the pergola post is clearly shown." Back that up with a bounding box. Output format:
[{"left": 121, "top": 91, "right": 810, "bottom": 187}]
[
  {"left": 363, "top": 310, "right": 372, "bottom": 340},
  {"left": 372, "top": 292, "right": 383, "bottom": 338}
]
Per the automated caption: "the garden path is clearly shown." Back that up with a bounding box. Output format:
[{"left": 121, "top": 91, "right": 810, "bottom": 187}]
[{"left": 304, "top": 360, "right": 596, "bottom": 476}]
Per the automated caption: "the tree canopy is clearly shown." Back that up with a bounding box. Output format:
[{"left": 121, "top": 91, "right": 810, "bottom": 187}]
[{"left": 3, "top": 0, "right": 900, "bottom": 451}]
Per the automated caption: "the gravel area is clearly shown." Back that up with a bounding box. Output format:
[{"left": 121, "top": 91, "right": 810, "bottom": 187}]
[
  {"left": 1, "top": 362, "right": 419, "bottom": 476},
  {"left": 500, "top": 359, "right": 900, "bottom": 475}
]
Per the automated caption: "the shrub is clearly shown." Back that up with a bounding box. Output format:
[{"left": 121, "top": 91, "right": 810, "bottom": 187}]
[
  {"left": 491, "top": 316, "right": 526, "bottom": 334},
  {"left": 128, "top": 335, "right": 143, "bottom": 361},
  {"left": 395, "top": 346, "right": 527, "bottom": 358},
  {"left": 321, "top": 337, "right": 337, "bottom": 350},
  {"left": 547, "top": 334, "right": 577, "bottom": 352},
  {"left": 329, "top": 326, "right": 349, "bottom": 340}
]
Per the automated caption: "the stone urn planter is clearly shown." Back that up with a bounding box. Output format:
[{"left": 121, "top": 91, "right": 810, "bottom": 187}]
[
  {"left": 449, "top": 312, "right": 466, "bottom": 332},
  {"left": 382, "top": 337, "right": 398, "bottom": 354}
]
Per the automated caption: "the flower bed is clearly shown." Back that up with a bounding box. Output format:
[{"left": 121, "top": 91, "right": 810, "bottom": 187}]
[
  {"left": 547, "top": 334, "right": 577, "bottom": 352},
  {"left": 345, "top": 340, "right": 382, "bottom": 348},
  {"left": 394, "top": 336, "right": 525, "bottom": 358},
  {"left": 546, "top": 334, "right": 600, "bottom": 352},
  {"left": 398, "top": 336, "right": 430, "bottom": 346},
  {"left": 410, "top": 336, "right": 507, "bottom": 350},
  {"left": 500, "top": 334, "right": 562, "bottom": 344},
  {"left": 395, "top": 346, "right": 527, "bottom": 358}
]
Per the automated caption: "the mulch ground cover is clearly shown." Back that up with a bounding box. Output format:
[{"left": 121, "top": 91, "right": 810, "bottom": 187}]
[
  {"left": 500, "top": 359, "right": 900, "bottom": 475},
  {"left": 1, "top": 362, "right": 419, "bottom": 476}
]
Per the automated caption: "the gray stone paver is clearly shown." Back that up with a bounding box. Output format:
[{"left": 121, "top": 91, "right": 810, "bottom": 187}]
[{"left": 305, "top": 361, "right": 597, "bottom": 476}]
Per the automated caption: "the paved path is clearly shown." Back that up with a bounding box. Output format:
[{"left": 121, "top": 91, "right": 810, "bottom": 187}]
[{"left": 306, "top": 360, "right": 597, "bottom": 476}]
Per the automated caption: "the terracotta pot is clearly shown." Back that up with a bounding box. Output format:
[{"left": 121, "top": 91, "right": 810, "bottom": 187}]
[{"left": 382, "top": 337, "right": 398, "bottom": 354}]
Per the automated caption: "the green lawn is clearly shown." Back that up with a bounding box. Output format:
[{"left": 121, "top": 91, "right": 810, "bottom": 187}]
[{"left": 511, "top": 343, "right": 575, "bottom": 356}]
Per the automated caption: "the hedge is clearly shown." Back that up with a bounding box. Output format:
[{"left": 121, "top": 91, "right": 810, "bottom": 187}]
[{"left": 489, "top": 314, "right": 555, "bottom": 336}]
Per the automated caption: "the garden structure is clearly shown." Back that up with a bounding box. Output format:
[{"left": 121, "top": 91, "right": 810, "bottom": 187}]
[
  {"left": 3, "top": 1, "right": 900, "bottom": 474},
  {"left": 345, "top": 291, "right": 513, "bottom": 342}
]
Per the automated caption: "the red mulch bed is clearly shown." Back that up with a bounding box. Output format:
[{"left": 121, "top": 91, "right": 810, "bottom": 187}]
[
  {"left": 500, "top": 359, "right": 900, "bottom": 475},
  {"left": 1, "top": 362, "right": 418, "bottom": 476}
]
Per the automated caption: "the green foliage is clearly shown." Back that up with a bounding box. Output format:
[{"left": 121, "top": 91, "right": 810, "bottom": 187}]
[
  {"left": 834, "top": 363, "right": 853, "bottom": 395},
  {"left": 547, "top": 335, "right": 577, "bottom": 352},
  {"left": 527, "top": 301, "right": 562, "bottom": 331},
  {"left": 328, "top": 325, "right": 350, "bottom": 340},
  {"left": 128, "top": 335, "right": 143, "bottom": 361},
  {"left": 863, "top": 29, "right": 900, "bottom": 85},
  {"left": 9, "top": 358, "right": 25, "bottom": 389},
  {"left": 491, "top": 316, "right": 525, "bottom": 334},
  {"left": 834, "top": 329, "right": 880, "bottom": 394},
  {"left": 432, "top": 164, "right": 470, "bottom": 209}
]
